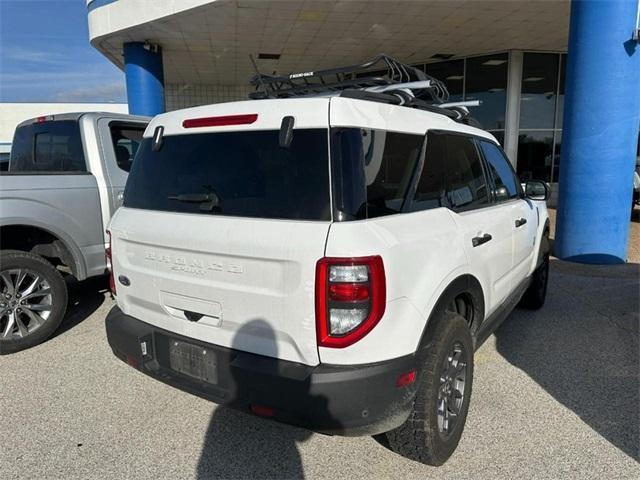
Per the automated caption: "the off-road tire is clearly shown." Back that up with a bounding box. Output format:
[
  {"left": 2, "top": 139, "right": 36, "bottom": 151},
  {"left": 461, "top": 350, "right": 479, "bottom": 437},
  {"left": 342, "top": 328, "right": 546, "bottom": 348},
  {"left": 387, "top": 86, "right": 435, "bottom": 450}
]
[
  {"left": 0, "top": 250, "right": 67, "bottom": 354},
  {"left": 385, "top": 313, "right": 473, "bottom": 466}
]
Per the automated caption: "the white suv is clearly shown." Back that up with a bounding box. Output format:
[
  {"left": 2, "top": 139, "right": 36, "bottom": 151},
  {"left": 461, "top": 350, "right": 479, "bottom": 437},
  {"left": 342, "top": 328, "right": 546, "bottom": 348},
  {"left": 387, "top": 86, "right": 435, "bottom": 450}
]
[{"left": 105, "top": 88, "right": 550, "bottom": 465}]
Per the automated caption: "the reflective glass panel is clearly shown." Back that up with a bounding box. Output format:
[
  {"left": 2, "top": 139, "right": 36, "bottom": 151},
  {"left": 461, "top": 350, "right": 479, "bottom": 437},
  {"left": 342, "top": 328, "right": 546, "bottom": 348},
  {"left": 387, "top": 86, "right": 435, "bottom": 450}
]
[
  {"left": 464, "top": 53, "right": 508, "bottom": 131},
  {"left": 425, "top": 60, "right": 464, "bottom": 103},
  {"left": 520, "top": 53, "right": 559, "bottom": 129},
  {"left": 516, "top": 131, "right": 554, "bottom": 182}
]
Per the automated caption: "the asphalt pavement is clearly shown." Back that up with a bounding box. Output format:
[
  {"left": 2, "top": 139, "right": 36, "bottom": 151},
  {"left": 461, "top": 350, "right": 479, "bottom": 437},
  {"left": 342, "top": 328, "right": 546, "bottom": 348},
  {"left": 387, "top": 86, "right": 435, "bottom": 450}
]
[{"left": 1, "top": 259, "right": 638, "bottom": 480}]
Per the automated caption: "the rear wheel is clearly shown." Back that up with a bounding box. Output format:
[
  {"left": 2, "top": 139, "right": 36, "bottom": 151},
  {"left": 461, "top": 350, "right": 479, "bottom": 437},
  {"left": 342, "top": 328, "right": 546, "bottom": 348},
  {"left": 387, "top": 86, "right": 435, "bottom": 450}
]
[
  {"left": 0, "top": 250, "right": 67, "bottom": 354},
  {"left": 385, "top": 313, "right": 473, "bottom": 466}
]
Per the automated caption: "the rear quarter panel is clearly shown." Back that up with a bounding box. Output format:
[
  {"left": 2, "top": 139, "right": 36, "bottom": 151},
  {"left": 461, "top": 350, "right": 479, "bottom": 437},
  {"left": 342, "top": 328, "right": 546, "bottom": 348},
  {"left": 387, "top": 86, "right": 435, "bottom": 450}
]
[
  {"left": 0, "top": 174, "right": 105, "bottom": 279},
  {"left": 321, "top": 208, "right": 470, "bottom": 365}
]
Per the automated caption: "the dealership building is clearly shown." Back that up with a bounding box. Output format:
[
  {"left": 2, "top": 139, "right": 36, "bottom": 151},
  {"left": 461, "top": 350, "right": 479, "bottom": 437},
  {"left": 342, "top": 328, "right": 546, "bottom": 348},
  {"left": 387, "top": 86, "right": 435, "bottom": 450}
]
[{"left": 86, "top": 0, "right": 640, "bottom": 263}]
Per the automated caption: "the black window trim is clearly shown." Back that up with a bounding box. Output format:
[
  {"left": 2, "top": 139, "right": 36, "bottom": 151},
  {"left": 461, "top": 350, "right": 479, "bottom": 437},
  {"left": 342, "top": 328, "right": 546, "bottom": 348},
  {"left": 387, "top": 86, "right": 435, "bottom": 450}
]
[{"left": 399, "top": 130, "right": 429, "bottom": 213}]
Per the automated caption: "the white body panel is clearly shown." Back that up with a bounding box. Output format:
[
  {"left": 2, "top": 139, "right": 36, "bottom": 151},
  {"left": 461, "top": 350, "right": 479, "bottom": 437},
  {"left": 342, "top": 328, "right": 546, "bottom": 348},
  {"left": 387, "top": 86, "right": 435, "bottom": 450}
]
[
  {"left": 144, "top": 98, "right": 330, "bottom": 138},
  {"left": 320, "top": 208, "right": 467, "bottom": 364},
  {"left": 109, "top": 210, "right": 329, "bottom": 367},
  {"left": 450, "top": 204, "right": 514, "bottom": 315}
]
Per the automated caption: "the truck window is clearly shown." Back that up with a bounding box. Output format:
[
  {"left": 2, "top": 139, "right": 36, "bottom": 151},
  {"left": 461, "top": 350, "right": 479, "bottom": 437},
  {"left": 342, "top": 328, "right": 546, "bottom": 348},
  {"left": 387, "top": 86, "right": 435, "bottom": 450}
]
[
  {"left": 0, "top": 153, "right": 9, "bottom": 171},
  {"left": 110, "top": 124, "right": 144, "bottom": 172},
  {"left": 10, "top": 120, "right": 86, "bottom": 173},
  {"left": 124, "top": 129, "right": 331, "bottom": 221}
]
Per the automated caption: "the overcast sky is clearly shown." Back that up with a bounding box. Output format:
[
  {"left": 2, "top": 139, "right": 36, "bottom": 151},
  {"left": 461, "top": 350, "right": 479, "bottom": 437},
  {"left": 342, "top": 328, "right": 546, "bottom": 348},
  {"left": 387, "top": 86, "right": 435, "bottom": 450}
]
[{"left": 0, "top": 0, "right": 126, "bottom": 103}]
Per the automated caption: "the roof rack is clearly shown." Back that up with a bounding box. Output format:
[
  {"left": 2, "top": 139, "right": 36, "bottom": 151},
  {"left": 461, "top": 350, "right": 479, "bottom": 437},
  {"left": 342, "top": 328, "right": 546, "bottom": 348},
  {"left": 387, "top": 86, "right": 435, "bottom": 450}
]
[
  {"left": 249, "top": 54, "right": 449, "bottom": 102},
  {"left": 248, "top": 54, "right": 480, "bottom": 124}
]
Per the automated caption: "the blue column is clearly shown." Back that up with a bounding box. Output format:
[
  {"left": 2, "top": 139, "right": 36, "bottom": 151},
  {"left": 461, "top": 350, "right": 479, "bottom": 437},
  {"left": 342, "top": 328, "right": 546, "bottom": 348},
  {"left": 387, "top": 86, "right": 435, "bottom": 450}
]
[
  {"left": 555, "top": 0, "right": 640, "bottom": 264},
  {"left": 123, "top": 42, "right": 165, "bottom": 116}
]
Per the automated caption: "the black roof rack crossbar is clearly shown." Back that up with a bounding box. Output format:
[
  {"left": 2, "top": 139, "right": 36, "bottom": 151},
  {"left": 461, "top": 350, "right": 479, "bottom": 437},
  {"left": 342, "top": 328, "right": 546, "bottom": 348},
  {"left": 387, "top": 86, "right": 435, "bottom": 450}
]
[{"left": 249, "top": 54, "right": 450, "bottom": 103}]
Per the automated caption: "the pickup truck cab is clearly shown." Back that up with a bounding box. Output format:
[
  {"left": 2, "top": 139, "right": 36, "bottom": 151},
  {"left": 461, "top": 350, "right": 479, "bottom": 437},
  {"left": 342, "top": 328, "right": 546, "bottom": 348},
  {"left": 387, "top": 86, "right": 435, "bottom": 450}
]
[{"left": 0, "top": 112, "right": 148, "bottom": 354}]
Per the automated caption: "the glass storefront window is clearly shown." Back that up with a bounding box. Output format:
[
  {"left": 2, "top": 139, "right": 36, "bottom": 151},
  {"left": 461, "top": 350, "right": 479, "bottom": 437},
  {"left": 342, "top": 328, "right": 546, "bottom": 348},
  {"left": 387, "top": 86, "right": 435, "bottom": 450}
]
[
  {"left": 516, "top": 131, "right": 554, "bottom": 182},
  {"left": 465, "top": 53, "right": 508, "bottom": 132},
  {"left": 425, "top": 60, "right": 464, "bottom": 103},
  {"left": 552, "top": 136, "right": 562, "bottom": 183},
  {"left": 556, "top": 54, "right": 567, "bottom": 130},
  {"left": 520, "top": 53, "right": 559, "bottom": 129}
]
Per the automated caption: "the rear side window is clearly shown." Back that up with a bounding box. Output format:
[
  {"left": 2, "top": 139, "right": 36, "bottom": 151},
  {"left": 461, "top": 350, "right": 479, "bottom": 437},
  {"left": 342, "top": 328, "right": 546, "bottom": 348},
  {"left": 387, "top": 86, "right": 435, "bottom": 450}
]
[
  {"left": 110, "top": 124, "right": 144, "bottom": 172},
  {"left": 331, "top": 128, "right": 423, "bottom": 219},
  {"left": 478, "top": 140, "right": 519, "bottom": 201},
  {"left": 443, "top": 134, "right": 489, "bottom": 210},
  {"left": 124, "top": 129, "right": 330, "bottom": 221},
  {"left": 364, "top": 130, "right": 423, "bottom": 217},
  {"left": 10, "top": 120, "right": 86, "bottom": 173}
]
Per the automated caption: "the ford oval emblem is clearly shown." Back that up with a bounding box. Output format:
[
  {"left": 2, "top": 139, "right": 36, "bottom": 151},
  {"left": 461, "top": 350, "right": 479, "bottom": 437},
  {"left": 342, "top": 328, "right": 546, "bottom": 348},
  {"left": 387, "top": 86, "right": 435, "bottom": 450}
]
[{"left": 118, "top": 275, "right": 131, "bottom": 287}]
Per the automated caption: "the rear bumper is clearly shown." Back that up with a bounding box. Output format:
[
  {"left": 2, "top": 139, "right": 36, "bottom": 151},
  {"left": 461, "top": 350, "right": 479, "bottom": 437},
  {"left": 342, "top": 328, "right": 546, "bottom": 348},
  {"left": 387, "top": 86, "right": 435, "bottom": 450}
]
[{"left": 105, "top": 306, "right": 418, "bottom": 436}]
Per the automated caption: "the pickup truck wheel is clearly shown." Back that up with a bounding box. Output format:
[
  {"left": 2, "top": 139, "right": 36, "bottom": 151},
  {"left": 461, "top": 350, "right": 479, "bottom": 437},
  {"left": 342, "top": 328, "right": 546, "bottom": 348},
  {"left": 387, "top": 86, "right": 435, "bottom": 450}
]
[
  {"left": 0, "top": 250, "right": 67, "bottom": 354},
  {"left": 519, "top": 251, "right": 549, "bottom": 310},
  {"left": 384, "top": 313, "right": 473, "bottom": 466}
]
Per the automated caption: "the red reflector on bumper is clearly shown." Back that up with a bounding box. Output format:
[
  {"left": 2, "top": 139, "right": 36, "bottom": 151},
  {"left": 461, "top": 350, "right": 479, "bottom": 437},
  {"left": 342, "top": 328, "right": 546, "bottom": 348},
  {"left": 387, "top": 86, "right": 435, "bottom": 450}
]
[
  {"left": 126, "top": 355, "right": 139, "bottom": 369},
  {"left": 250, "top": 404, "right": 275, "bottom": 417},
  {"left": 396, "top": 370, "right": 416, "bottom": 388}
]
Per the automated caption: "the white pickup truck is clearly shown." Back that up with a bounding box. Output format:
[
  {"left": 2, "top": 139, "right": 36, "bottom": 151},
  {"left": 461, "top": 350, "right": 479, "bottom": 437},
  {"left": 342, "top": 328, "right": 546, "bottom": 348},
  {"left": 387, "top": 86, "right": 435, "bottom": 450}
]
[{"left": 0, "top": 112, "right": 148, "bottom": 354}]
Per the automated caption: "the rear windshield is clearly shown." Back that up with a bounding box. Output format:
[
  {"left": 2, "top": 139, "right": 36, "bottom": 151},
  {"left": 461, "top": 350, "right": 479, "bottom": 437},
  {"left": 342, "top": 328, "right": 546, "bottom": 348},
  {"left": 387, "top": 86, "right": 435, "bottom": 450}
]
[
  {"left": 10, "top": 120, "right": 86, "bottom": 173},
  {"left": 124, "top": 129, "right": 331, "bottom": 221}
]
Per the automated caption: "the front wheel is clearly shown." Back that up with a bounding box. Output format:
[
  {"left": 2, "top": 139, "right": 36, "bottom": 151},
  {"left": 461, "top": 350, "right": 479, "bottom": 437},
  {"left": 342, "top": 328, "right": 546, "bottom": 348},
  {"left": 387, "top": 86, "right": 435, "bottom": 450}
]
[
  {"left": 384, "top": 313, "right": 474, "bottom": 466},
  {"left": 0, "top": 250, "right": 68, "bottom": 354}
]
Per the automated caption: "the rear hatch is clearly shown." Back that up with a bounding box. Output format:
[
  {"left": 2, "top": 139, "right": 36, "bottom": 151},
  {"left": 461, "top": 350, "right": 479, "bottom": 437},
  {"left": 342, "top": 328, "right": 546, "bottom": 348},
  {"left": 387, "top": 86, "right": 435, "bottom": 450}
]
[{"left": 109, "top": 101, "right": 331, "bottom": 366}]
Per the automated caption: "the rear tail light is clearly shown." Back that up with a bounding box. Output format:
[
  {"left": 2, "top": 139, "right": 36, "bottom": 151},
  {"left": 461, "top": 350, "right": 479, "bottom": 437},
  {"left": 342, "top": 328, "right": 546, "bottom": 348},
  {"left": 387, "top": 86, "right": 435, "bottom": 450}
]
[
  {"left": 106, "top": 230, "right": 116, "bottom": 295},
  {"left": 315, "top": 256, "right": 386, "bottom": 348}
]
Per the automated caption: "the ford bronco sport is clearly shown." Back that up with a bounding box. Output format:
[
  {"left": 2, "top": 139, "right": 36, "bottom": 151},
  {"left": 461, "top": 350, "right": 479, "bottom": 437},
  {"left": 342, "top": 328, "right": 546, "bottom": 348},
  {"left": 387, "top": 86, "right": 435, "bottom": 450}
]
[{"left": 105, "top": 56, "right": 550, "bottom": 465}]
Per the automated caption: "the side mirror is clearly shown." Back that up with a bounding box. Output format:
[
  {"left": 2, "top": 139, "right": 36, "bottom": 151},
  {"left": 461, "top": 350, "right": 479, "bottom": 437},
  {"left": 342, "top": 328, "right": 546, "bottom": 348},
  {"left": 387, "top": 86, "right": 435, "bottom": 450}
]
[{"left": 525, "top": 180, "right": 550, "bottom": 201}]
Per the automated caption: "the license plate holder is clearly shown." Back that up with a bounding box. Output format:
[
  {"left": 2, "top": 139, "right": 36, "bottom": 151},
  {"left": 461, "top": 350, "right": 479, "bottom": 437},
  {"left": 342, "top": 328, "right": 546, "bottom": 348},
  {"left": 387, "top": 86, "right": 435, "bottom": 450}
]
[{"left": 169, "top": 340, "right": 218, "bottom": 384}]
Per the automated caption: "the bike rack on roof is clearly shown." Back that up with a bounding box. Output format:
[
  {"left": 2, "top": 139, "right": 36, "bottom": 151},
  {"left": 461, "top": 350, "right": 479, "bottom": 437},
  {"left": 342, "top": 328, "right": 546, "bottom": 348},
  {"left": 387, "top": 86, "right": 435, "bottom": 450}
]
[{"left": 248, "top": 54, "right": 480, "bottom": 124}]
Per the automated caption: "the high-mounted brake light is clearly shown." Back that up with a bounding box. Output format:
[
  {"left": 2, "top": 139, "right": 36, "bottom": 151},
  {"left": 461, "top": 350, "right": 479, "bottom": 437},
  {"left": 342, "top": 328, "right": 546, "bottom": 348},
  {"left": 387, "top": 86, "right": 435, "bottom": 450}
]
[
  {"left": 36, "top": 115, "right": 53, "bottom": 123},
  {"left": 182, "top": 114, "right": 258, "bottom": 129},
  {"left": 316, "top": 256, "right": 386, "bottom": 348},
  {"left": 106, "top": 230, "right": 116, "bottom": 295}
]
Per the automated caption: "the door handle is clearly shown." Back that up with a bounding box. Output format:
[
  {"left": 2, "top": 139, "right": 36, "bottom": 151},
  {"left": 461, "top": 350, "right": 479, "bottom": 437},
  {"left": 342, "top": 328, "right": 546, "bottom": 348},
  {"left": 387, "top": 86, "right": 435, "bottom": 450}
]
[
  {"left": 472, "top": 233, "right": 492, "bottom": 247},
  {"left": 515, "top": 217, "right": 527, "bottom": 228}
]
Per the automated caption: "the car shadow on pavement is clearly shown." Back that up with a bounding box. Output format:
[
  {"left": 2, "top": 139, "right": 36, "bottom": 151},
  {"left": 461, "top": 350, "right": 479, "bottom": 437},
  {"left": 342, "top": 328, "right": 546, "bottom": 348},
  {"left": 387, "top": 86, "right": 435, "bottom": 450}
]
[
  {"left": 52, "top": 275, "right": 108, "bottom": 338},
  {"left": 495, "top": 259, "right": 639, "bottom": 461},
  {"left": 197, "top": 406, "right": 310, "bottom": 480},
  {"left": 196, "top": 320, "right": 341, "bottom": 480}
]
